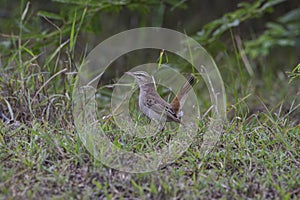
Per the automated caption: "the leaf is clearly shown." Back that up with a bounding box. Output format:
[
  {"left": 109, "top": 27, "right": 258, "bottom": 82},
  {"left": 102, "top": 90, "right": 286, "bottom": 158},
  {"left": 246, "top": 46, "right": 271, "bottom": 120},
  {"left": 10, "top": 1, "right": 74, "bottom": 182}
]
[
  {"left": 195, "top": 0, "right": 286, "bottom": 47},
  {"left": 37, "top": 11, "right": 63, "bottom": 20},
  {"left": 279, "top": 8, "right": 300, "bottom": 23},
  {"left": 69, "top": 11, "right": 77, "bottom": 52},
  {"left": 52, "top": 0, "right": 88, "bottom": 5},
  {"left": 260, "top": 0, "right": 286, "bottom": 11},
  {"left": 213, "top": 19, "right": 240, "bottom": 36}
]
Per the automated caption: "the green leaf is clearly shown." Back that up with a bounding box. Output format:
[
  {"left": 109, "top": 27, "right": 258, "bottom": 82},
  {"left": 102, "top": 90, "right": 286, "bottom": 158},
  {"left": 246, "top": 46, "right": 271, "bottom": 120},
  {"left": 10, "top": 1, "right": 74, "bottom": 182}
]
[
  {"left": 69, "top": 11, "right": 77, "bottom": 52},
  {"left": 37, "top": 11, "right": 63, "bottom": 21},
  {"left": 260, "top": 0, "right": 286, "bottom": 11},
  {"left": 279, "top": 8, "right": 300, "bottom": 23}
]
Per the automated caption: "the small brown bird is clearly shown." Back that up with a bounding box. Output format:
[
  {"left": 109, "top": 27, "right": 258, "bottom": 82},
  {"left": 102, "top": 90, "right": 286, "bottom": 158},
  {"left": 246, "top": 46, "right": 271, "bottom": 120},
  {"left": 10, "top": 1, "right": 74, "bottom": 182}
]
[{"left": 126, "top": 71, "right": 196, "bottom": 129}]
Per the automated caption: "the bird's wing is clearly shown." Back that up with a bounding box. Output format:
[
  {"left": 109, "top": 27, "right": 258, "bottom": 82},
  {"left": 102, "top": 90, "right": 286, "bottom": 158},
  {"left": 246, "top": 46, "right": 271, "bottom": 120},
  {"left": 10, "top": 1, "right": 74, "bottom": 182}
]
[{"left": 145, "top": 98, "right": 180, "bottom": 123}]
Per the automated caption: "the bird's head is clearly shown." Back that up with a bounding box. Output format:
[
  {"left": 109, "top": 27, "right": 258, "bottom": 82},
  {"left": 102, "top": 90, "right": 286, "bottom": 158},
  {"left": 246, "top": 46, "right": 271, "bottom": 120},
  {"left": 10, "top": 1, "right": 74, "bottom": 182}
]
[{"left": 125, "top": 71, "right": 154, "bottom": 87}]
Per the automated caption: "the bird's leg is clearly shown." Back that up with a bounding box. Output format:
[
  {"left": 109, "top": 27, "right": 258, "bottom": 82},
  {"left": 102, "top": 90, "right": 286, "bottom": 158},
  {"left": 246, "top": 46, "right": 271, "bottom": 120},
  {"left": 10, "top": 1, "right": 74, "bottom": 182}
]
[{"left": 158, "top": 122, "right": 166, "bottom": 132}]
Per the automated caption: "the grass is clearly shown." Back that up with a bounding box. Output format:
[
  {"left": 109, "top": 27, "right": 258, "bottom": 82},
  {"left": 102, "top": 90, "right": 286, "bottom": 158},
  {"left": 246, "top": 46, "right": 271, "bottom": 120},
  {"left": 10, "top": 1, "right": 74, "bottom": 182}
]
[
  {"left": 1, "top": 1, "right": 300, "bottom": 199},
  {"left": 0, "top": 60, "right": 299, "bottom": 199},
  {"left": 1, "top": 49, "right": 300, "bottom": 200},
  {"left": 0, "top": 102, "right": 299, "bottom": 199}
]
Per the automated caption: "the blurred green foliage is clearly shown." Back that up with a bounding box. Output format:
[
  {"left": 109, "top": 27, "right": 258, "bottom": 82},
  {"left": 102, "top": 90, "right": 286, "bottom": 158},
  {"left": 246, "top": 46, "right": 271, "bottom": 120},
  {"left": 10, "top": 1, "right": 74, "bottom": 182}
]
[
  {"left": 195, "top": 0, "right": 286, "bottom": 47},
  {"left": 0, "top": 0, "right": 299, "bottom": 79},
  {"left": 245, "top": 7, "right": 300, "bottom": 59}
]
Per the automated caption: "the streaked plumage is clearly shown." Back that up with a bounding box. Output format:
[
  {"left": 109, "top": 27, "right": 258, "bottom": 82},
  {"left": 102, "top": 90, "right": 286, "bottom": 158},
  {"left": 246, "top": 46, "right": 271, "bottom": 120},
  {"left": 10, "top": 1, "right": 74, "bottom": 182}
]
[{"left": 126, "top": 71, "right": 195, "bottom": 126}]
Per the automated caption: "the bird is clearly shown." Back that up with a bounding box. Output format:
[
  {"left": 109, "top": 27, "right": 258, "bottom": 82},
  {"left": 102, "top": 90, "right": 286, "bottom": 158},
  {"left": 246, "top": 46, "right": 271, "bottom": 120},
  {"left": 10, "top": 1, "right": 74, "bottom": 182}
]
[{"left": 125, "top": 71, "right": 196, "bottom": 130}]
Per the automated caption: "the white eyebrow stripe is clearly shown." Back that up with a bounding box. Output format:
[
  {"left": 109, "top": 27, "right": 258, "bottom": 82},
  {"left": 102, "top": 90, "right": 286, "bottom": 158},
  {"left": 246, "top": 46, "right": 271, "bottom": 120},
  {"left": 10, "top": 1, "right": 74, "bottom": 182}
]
[{"left": 134, "top": 72, "right": 149, "bottom": 77}]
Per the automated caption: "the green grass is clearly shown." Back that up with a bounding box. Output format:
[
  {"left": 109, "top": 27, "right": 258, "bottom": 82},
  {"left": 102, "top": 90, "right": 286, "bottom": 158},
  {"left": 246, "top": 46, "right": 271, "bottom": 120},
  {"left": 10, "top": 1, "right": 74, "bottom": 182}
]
[
  {"left": 0, "top": 104, "right": 299, "bottom": 199},
  {"left": 1, "top": 60, "right": 299, "bottom": 198},
  {"left": 1, "top": 64, "right": 299, "bottom": 199}
]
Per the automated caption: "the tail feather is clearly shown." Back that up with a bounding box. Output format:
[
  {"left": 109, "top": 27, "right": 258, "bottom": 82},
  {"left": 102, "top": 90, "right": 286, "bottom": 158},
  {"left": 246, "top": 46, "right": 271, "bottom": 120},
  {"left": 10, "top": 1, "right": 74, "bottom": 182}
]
[{"left": 170, "top": 74, "right": 196, "bottom": 114}]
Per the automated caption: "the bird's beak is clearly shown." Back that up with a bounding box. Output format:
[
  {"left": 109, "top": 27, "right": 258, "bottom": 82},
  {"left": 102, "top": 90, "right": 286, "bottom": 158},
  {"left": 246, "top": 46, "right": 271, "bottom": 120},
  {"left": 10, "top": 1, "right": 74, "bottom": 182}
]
[{"left": 125, "top": 71, "right": 134, "bottom": 76}]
